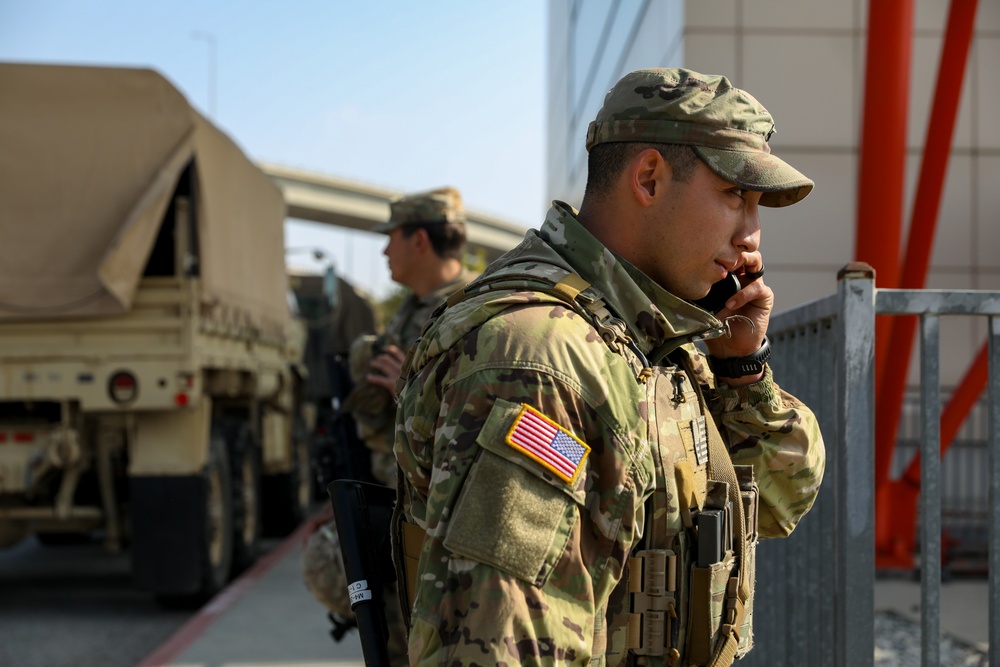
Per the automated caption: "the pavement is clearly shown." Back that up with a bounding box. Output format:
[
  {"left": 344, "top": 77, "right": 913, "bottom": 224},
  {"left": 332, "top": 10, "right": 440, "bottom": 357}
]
[
  {"left": 136, "top": 513, "right": 992, "bottom": 667},
  {"left": 875, "top": 576, "right": 991, "bottom": 653},
  {"left": 138, "top": 511, "right": 365, "bottom": 667}
]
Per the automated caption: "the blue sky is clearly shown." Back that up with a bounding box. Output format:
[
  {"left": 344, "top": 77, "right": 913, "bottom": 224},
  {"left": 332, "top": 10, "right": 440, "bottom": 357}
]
[{"left": 0, "top": 1, "right": 546, "bottom": 298}]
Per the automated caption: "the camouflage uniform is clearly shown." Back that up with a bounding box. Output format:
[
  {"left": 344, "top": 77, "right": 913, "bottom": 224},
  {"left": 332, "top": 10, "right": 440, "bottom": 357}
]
[
  {"left": 303, "top": 187, "right": 472, "bottom": 667},
  {"left": 391, "top": 69, "right": 826, "bottom": 666},
  {"left": 345, "top": 270, "right": 474, "bottom": 485}
]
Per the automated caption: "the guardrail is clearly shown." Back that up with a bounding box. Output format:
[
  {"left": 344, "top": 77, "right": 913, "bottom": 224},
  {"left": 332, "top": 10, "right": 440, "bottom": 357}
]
[{"left": 741, "top": 262, "right": 1000, "bottom": 667}]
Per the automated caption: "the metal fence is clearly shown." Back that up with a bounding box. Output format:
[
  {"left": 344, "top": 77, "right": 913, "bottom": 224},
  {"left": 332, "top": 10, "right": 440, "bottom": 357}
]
[
  {"left": 896, "top": 397, "right": 992, "bottom": 573},
  {"left": 740, "top": 263, "right": 1000, "bottom": 667}
]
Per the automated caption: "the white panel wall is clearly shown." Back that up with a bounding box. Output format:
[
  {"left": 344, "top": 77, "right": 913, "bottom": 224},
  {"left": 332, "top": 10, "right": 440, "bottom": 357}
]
[
  {"left": 977, "top": 36, "right": 1000, "bottom": 149},
  {"left": 742, "top": 0, "right": 856, "bottom": 30},
  {"left": 977, "top": 155, "right": 1000, "bottom": 281},
  {"left": 742, "top": 34, "right": 858, "bottom": 147},
  {"left": 684, "top": 0, "right": 736, "bottom": 29}
]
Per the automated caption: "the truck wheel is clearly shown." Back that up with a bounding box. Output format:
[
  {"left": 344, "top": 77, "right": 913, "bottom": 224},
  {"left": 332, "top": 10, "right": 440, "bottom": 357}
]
[
  {"left": 262, "top": 434, "right": 311, "bottom": 536},
  {"left": 199, "top": 434, "right": 235, "bottom": 598},
  {"left": 150, "top": 434, "right": 234, "bottom": 608},
  {"left": 227, "top": 422, "right": 262, "bottom": 574}
]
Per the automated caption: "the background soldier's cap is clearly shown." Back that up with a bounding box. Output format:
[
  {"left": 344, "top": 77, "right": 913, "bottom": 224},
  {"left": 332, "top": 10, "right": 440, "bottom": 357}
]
[
  {"left": 371, "top": 186, "right": 467, "bottom": 234},
  {"left": 586, "top": 68, "right": 813, "bottom": 207}
]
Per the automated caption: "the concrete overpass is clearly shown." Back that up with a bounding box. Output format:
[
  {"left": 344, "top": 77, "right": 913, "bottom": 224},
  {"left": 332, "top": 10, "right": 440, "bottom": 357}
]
[{"left": 259, "top": 163, "right": 529, "bottom": 262}]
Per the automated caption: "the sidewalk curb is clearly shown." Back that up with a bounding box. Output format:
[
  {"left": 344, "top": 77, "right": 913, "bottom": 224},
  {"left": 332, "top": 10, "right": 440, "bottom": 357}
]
[{"left": 137, "top": 511, "right": 320, "bottom": 667}]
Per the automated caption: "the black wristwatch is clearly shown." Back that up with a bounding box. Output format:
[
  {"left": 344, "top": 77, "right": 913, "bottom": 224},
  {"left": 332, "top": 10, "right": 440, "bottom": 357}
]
[{"left": 707, "top": 336, "right": 771, "bottom": 378}]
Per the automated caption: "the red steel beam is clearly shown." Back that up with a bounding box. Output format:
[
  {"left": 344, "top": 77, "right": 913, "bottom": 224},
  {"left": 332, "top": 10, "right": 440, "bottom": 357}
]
[
  {"left": 873, "top": 0, "right": 980, "bottom": 566},
  {"left": 856, "top": 0, "right": 914, "bottom": 499},
  {"left": 855, "top": 0, "right": 912, "bottom": 288},
  {"left": 875, "top": 0, "right": 979, "bottom": 489}
]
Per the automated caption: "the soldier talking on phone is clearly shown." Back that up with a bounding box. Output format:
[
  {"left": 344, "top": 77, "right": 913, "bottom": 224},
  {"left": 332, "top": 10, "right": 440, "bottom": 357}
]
[{"left": 390, "top": 69, "right": 826, "bottom": 666}]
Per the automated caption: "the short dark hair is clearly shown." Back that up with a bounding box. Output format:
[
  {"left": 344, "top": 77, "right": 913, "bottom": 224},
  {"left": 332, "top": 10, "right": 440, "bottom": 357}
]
[
  {"left": 401, "top": 221, "right": 467, "bottom": 261},
  {"left": 584, "top": 142, "right": 699, "bottom": 200}
]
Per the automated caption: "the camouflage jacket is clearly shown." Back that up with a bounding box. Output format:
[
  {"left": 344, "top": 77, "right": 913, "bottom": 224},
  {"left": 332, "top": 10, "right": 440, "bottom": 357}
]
[
  {"left": 393, "top": 202, "right": 825, "bottom": 666},
  {"left": 344, "top": 269, "right": 474, "bottom": 455},
  {"left": 385, "top": 275, "right": 464, "bottom": 350}
]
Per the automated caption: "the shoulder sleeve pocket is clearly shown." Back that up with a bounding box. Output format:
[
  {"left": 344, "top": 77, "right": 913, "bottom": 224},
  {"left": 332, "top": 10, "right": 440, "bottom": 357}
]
[{"left": 443, "top": 398, "right": 586, "bottom": 586}]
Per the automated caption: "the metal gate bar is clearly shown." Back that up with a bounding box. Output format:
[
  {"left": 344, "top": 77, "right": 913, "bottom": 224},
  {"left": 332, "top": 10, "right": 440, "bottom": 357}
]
[
  {"left": 921, "top": 314, "right": 942, "bottom": 667},
  {"left": 877, "top": 289, "right": 1000, "bottom": 666},
  {"left": 744, "top": 265, "right": 1000, "bottom": 666},
  {"left": 989, "top": 315, "right": 1000, "bottom": 667}
]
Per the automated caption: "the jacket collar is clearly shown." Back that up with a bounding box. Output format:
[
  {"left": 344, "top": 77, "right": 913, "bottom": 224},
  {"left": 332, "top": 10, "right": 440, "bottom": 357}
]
[{"left": 531, "top": 201, "right": 725, "bottom": 357}]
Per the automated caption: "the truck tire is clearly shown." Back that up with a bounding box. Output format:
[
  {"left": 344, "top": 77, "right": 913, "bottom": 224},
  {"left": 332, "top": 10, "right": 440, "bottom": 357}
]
[
  {"left": 136, "top": 434, "right": 234, "bottom": 607},
  {"left": 199, "top": 434, "right": 235, "bottom": 597},
  {"left": 227, "top": 421, "right": 262, "bottom": 574},
  {"left": 262, "top": 432, "right": 311, "bottom": 536}
]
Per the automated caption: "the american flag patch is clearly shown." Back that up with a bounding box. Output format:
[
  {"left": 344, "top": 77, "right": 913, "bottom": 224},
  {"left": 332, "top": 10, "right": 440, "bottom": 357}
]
[{"left": 505, "top": 404, "right": 590, "bottom": 484}]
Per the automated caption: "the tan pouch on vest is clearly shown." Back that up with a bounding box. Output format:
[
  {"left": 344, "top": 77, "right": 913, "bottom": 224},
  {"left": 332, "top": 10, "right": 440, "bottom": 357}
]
[
  {"left": 401, "top": 521, "right": 425, "bottom": 612},
  {"left": 686, "top": 551, "right": 736, "bottom": 665}
]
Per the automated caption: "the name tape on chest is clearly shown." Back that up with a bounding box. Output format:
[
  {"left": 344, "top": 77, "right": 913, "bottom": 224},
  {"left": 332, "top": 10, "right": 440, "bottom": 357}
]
[{"left": 505, "top": 404, "right": 590, "bottom": 484}]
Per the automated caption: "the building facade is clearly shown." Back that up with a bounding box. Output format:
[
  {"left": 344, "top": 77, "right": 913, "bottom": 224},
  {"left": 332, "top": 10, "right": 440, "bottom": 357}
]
[{"left": 546, "top": 0, "right": 1000, "bottom": 386}]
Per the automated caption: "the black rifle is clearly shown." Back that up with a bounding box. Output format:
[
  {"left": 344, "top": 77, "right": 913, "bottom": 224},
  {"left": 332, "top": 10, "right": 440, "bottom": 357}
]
[
  {"left": 328, "top": 479, "right": 397, "bottom": 667},
  {"left": 313, "top": 353, "right": 379, "bottom": 490}
]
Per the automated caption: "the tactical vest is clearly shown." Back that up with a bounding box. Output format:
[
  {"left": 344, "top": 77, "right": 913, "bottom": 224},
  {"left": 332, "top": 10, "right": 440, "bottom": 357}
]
[{"left": 394, "top": 268, "right": 759, "bottom": 667}]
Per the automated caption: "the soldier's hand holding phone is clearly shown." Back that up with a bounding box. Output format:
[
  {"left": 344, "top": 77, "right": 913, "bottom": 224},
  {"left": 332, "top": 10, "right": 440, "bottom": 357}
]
[
  {"left": 701, "top": 252, "right": 772, "bottom": 383},
  {"left": 366, "top": 344, "right": 407, "bottom": 397}
]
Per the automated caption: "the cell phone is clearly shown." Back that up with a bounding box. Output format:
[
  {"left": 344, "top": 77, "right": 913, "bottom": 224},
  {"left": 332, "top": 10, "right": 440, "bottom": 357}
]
[
  {"left": 691, "top": 268, "right": 765, "bottom": 314},
  {"left": 692, "top": 273, "right": 741, "bottom": 314}
]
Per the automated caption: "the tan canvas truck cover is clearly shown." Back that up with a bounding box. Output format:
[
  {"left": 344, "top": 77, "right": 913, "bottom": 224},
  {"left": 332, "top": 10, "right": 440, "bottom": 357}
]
[{"left": 0, "top": 62, "right": 289, "bottom": 332}]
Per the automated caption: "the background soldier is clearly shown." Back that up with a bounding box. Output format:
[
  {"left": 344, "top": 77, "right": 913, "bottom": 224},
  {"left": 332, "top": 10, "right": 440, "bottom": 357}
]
[
  {"left": 342, "top": 186, "right": 473, "bottom": 485},
  {"left": 302, "top": 187, "right": 473, "bottom": 665},
  {"left": 289, "top": 266, "right": 378, "bottom": 497},
  {"left": 391, "top": 69, "right": 826, "bottom": 666}
]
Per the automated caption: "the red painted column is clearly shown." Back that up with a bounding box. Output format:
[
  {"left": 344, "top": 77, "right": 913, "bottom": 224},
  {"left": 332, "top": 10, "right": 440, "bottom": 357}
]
[
  {"left": 854, "top": 0, "right": 913, "bottom": 392},
  {"left": 855, "top": 0, "right": 914, "bottom": 526},
  {"left": 877, "top": 0, "right": 980, "bottom": 566},
  {"left": 855, "top": 0, "right": 914, "bottom": 286}
]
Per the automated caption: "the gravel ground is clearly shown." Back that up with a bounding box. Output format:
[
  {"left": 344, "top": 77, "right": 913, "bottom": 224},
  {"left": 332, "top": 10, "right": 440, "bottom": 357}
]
[{"left": 875, "top": 610, "right": 988, "bottom": 667}]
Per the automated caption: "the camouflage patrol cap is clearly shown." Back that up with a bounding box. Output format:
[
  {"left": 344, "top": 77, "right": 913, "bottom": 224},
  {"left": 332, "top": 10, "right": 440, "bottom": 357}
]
[
  {"left": 586, "top": 68, "right": 813, "bottom": 207},
  {"left": 371, "top": 186, "right": 466, "bottom": 234}
]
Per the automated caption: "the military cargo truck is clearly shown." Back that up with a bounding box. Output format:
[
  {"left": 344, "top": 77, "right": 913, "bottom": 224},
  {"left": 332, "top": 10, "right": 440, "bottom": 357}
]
[{"left": 0, "top": 63, "right": 312, "bottom": 601}]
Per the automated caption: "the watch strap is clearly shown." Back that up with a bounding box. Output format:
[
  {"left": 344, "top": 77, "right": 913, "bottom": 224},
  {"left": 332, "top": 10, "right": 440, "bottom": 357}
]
[{"left": 707, "top": 336, "right": 771, "bottom": 378}]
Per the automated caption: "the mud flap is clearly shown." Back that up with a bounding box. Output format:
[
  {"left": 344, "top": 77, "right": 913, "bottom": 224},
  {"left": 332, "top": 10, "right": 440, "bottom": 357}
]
[{"left": 130, "top": 474, "right": 207, "bottom": 594}]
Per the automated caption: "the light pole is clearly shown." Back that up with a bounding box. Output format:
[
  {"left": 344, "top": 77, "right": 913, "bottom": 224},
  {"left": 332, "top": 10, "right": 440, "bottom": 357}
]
[{"left": 191, "top": 30, "right": 217, "bottom": 118}]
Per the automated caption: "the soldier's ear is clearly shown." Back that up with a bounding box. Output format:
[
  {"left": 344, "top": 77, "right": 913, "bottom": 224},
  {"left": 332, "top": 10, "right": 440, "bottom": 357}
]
[
  {"left": 630, "top": 148, "right": 668, "bottom": 206},
  {"left": 412, "top": 227, "right": 431, "bottom": 252}
]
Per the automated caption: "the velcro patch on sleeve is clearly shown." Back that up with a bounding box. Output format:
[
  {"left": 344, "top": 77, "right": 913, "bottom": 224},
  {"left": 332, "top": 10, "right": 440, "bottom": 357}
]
[{"left": 505, "top": 404, "right": 590, "bottom": 484}]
